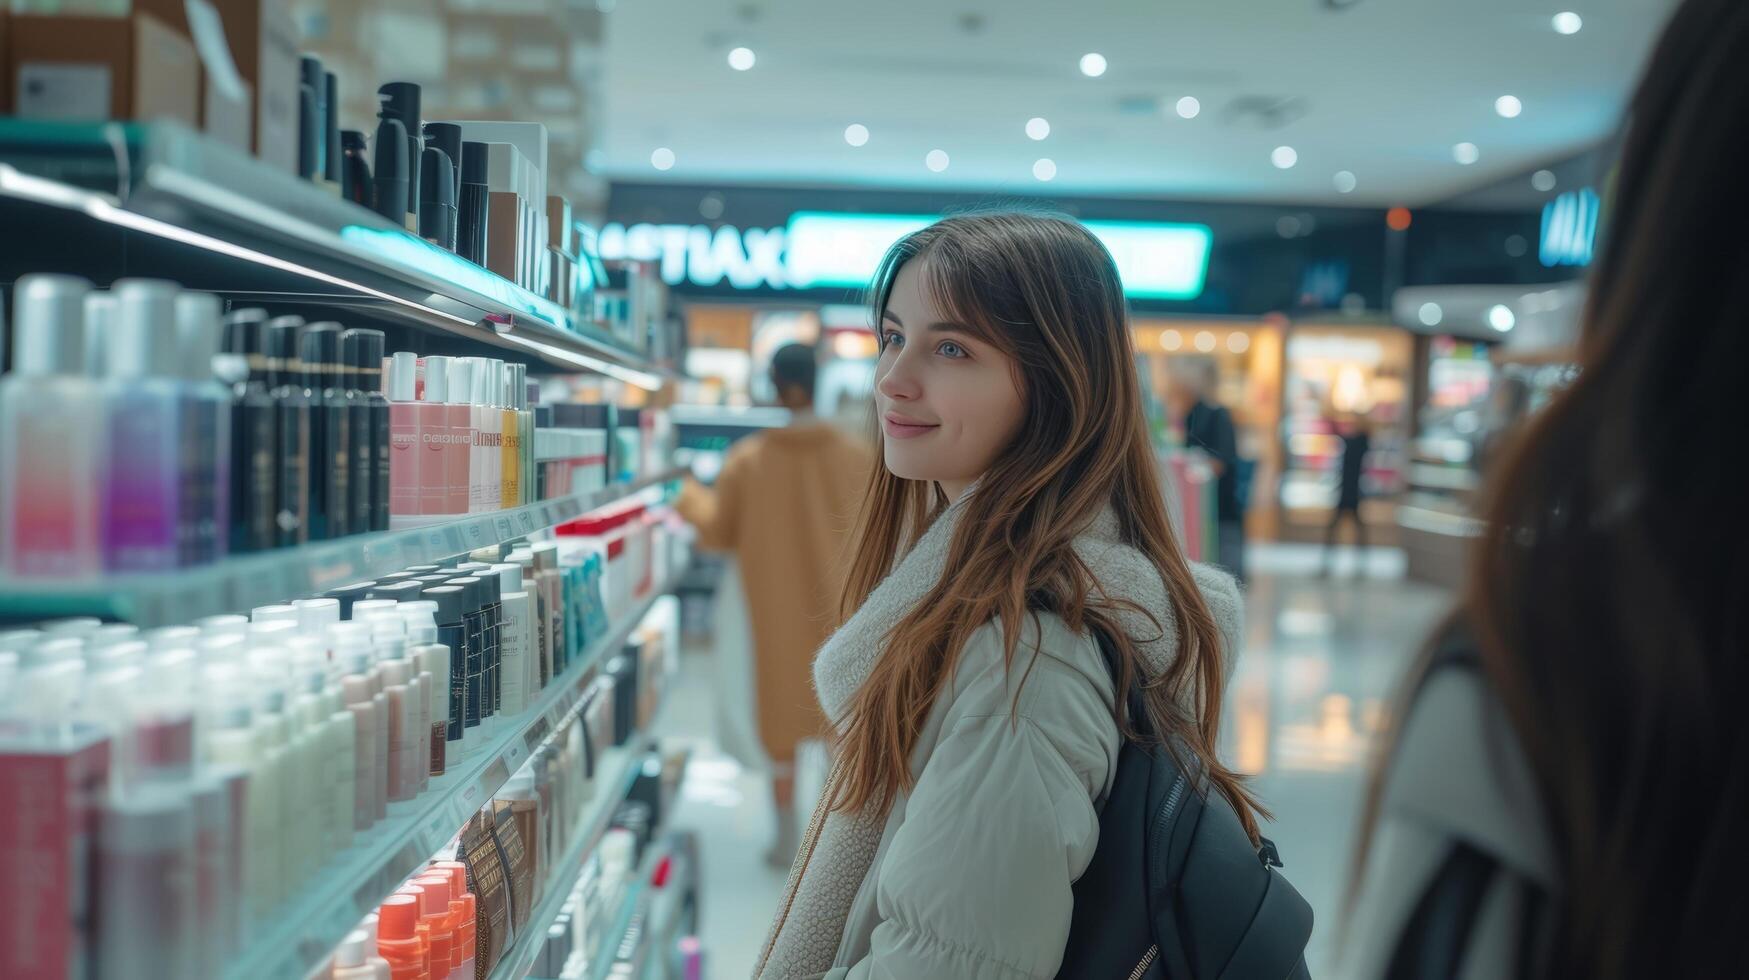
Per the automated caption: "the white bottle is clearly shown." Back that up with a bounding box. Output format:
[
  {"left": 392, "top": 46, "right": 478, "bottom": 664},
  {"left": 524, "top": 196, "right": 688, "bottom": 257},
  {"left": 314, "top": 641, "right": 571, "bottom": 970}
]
[
  {"left": 450, "top": 358, "right": 487, "bottom": 514},
  {"left": 248, "top": 646, "right": 307, "bottom": 904},
  {"left": 492, "top": 563, "right": 534, "bottom": 715},
  {"left": 200, "top": 661, "right": 278, "bottom": 934},
  {"left": 400, "top": 603, "right": 452, "bottom": 781},
  {"left": 331, "top": 927, "right": 391, "bottom": 980},
  {"left": 331, "top": 621, "right": 386, "bottom": 827}
]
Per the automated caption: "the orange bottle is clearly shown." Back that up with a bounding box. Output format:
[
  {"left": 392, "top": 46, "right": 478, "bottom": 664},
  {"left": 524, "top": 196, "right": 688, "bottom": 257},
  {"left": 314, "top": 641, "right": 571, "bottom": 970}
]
[
  {"left": 376, "top": 894, "right": 428, "bottom": 980},
  {"left": 411, "top": 874, "right": 454, "bottom": 980},
  {"left": 431, "top": 861, "right": 476, "bottom": 980}
]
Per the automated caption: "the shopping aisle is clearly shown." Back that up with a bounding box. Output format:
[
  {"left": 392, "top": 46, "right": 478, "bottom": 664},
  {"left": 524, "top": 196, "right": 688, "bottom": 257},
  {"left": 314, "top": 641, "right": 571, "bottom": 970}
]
[{"left": 669, "top": 543, "right": 1451, "bottom": 978}]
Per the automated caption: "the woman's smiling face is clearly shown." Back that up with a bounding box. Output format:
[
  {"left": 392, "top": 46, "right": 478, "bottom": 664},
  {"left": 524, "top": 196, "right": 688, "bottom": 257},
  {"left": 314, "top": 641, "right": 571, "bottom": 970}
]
[{"left": 874, "top": 257, "right": 1025, "bottom": 501}]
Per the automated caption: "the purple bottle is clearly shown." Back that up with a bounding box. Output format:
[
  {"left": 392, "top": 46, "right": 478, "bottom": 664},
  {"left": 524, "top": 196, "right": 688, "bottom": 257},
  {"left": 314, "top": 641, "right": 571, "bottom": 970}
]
[{"left": 102, "top": 279, "right": 188, "bottom": 572}]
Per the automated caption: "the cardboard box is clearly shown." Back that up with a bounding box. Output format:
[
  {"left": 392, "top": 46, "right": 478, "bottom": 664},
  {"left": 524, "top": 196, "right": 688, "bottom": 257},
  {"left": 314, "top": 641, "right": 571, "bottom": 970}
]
[
  {"left": 138, "top": 0, "right": 298, "bottom": 172},
  {"left": 7, "top": 12, "right": 198, "bottom": 124},
  {"left": 0, "top": 725, "right": 112, "bottom": 979}
]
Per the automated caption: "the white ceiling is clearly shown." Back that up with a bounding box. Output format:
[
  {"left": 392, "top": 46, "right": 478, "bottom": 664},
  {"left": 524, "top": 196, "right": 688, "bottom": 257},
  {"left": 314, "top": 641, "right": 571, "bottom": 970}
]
[{"left": 599, "top": 0, "right": 1675, "bottom": 206}]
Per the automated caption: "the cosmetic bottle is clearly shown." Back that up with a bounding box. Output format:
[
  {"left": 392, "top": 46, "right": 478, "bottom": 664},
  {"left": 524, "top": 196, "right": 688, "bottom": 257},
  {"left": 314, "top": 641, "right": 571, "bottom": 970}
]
[
  {"left": 448, "top": 576, "right": 492, "bottom": 732},
  {"left": 339, "top": 329, "right": 373, "bottom": 534},
  {"left": 301, "top": 323, "right": 354, "bottom": 539},
  {"left": 372, "top": 115, "right": 410, "bottom": 227},
  {"left": 419, "top": 146, "right": 458, "bottom": 251},
  {"left": 299, "top": 78, "right": 320, "bottom": 181},
  {"left": 174, "top": 291, "right": 233, "bottom": 565},
  {"left": 294, "top": 596, "right": 342, "bottom": 646},
  {"left": 247, "top": 645, "right": 303, "bottom": 904},
  {"left": 265, "top": 316, "right": 314, "bottom": 546},
  {"left": 423, "top": 123, "right": 463, "bottom": 199},
  {"left": 332, "top": 928, "right": 389, "bottom": 980},
  {"left": 289, "top": 638, "right": 355, "bottom": 855},
  {"left": 446, "top": 358, "right": 485, "bottom": 514},
  {"left": 481, "top": 359, "right": 509, "bottom": 510},
  {"left": 378, "top": 651, "right": 419, "bottom": 804},
  {"left": 457, "top": 141, "right": 490, "bottom": 267},
  {"left": 326, "top": 581, "right": 377, "bottom": 621},
  {"left": 333, "top": 620, "right": 388, "bottom": 825},
  {"left": 496, "top": 362, "right": 521, "bottom": 507},
  {"left": 0, "top": 274, "right": 104, "bottom": 577},
  {"left": 198, "top": 660, "right": 277, "bottom": 933},
  {"left": 358, "top": 331, "right": 392, "bottom": 532},
  {"left": 376, "top": 893, "right": 426, "bottom": 980},
  {"left": 421, "top": 356, "right": 473, "bottom": 518},
  {"left": 342, "top": 129, "right": 374, "bottom": 208},
  {"left": 412, "top": 872, "right": 455, "bottom": 980},
  {"left": 430, "top": 861, "right": 477, "bottom": 980},
  {"left": 377, "top": 82, "right": 424, "bottom": 232},
  {"left": 102, "top": 279, "right": 187, "bottom": 572},
  {"left": 401, "top": 604, "right": 452, "bottom": 777},
  {"left": 530, "top": 542, "right": 566, "bottom": 674},
  {"left": 508, "top": 364, "right": 535, "bottom": 507},
  {"left": 323, "top": 70, "right": 343, "bottom": 187},
  {"left": 387, "top": 352, "right": 424, "bottom": 526},
  {"left": 221, "top": 309, "right": 279, "bottom": 554},
  {"left": 492, "top": 563, "right": 536, "bottom": 713},
  {"left": 423, "top": 585, "right": 474, "bottom": 749},
  {"left": 96, "top": 782, "right": 197, "bottom": 978}
]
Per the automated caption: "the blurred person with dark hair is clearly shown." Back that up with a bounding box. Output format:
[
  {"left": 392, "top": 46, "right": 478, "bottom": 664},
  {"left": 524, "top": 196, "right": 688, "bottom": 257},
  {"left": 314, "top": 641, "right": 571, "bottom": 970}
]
[
  {"left": 1166, "top": 357, "right": 1246, "bottom": 581},
  {"left": 1322, "top": 411, "right": 1371, "bottom": 576},
  {"left": 677, "top": 343, "right": 872, "bottom": 865},
  {"left": 1344, "top": 0, "right": 1749, "bottom": 975}
]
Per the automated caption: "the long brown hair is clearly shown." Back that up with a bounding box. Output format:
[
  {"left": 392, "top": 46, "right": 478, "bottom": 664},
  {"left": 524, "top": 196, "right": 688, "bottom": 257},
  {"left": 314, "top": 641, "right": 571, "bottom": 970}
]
[
  {"left": 826, "top": 210, "right": 1261, "bottom": 840},
  {"left": 1359, "top": 1, "right": 1749, "bottom": 974}
]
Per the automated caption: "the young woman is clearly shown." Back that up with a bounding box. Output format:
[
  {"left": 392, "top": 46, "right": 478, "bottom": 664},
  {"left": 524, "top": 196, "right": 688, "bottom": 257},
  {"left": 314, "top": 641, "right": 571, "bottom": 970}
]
[
  {"left": 1344, "top": 0, "right": 1749, "bottom": 975},
  {"left": 754, "top": 211, "right": 1258, "bottom": 979}
]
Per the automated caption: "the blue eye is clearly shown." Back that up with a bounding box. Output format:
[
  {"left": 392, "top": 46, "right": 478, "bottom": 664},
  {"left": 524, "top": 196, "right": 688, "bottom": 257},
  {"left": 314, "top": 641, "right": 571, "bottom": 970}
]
[
  {"left": 937, "top": 341, "right": 968, "bottom": 359},
  {"left": 882, "top": 329, "right": 905, "bottom": 350}
]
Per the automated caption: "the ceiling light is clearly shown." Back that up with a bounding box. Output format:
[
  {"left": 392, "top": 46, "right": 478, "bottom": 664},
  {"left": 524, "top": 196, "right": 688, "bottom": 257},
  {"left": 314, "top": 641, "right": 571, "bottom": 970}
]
[
  {"left": 844, "top": 123, "right": 869, "bottom": 147},
  {"left": 1453, "top": 142, "right": 1480, "bottom": 165},
  {"left": 1032, "top": 158, "right": 1057, "bottom": 182},
  {"left": 1194, "top": 331, "right": 1217, "bottom": 352},
  {"left": 728, "top": 47, "right": 756, "bottom": 71},
  {"left": 1175, "top": 96, "right": 1201, "bottom": 119},
  {"left": 1227, "top": 332, "right": 1251, "bottom": 354},
  {"left": 1488, "top": 304, "right": 1516, "bottom": 332},
  {"left": 1495, "top": 95, "right": 1522, "bottom": 118},
  {"left": 1418, "top": 302, "right": 1443, "bottom": 326},
  {"left": 1271, "top": 145, "right": 1298, "bottom": 169},
  {"left": 1079, "top": 53, "right": 1107, "bottom": 77},
  {"left": 1162, "top": 329, "right": 1182, "bottom": 351},
  {"left": 1531, "top": 169, "right": 1557, "bottom": 192},
  {"left": 926, "top": 149, "right": 950, "bottom": 172},
  {"left": 1333, "top": 170, "right": 1357, "bottom": 194},
  {"left": 1552, "top": 11, "right": 1582, "bottom": 34},
  {"left": 650, "top": 147, "right": 675, "bottom": 171},
  {"left": 1026, "top": 117, "right": 1050, "bottom": 140}
]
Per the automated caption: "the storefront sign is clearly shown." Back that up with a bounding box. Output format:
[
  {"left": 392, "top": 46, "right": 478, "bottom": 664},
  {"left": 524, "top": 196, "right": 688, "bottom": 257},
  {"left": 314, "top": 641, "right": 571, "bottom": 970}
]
[
  {"left": 597, "top": 212, "right": 1212, "bottom": 299},
  {"left": 1539, "top": 188, "right": 1599, "bottom": 267}
]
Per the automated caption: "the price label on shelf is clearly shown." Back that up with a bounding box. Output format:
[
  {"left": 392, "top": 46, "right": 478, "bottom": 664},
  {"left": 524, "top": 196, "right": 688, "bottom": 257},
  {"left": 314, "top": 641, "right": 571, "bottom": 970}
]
[
  {"left": 502, "top": 739, "right": 526, "bottom": 771},
  {"left": 494, "top": 515, "right": 515, "bottom": 541},
  {"left": 443, "top": 525, "right": 465, "bottom": 555},
  {"left": 465, "top": 522, "right": 486, "bottom": 548},
  {"left": 425, "top": 528, "right": 447, "bottom": 558},
  {"left": 519, "top": 510, "right": 537, "bottom": 534}
]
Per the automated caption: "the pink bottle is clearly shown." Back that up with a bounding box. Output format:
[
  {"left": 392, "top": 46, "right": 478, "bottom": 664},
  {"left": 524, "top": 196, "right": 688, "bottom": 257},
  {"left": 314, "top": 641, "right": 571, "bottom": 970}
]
[
  {"left": 420, "top": 356, "right": 473, "bottom": 517},
  {"left": 386, "top": 352, "right": 423, "bottom": 527}
]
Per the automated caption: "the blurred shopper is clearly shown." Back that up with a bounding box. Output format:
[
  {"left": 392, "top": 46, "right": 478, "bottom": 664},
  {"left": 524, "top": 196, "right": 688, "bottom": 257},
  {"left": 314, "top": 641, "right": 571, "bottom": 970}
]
[
  {"left": 1168, "top": 359, "right": 1246, "bottom": 581},
  {"left": 676, "top": 343, "right": 871, "bottom": 866},
  {"left": 1344, "top": 1, "right": 1749, "bottom": 975},
  {"left": 1322, "top": 412, "right": 1371, "bottom": 575},
  {"left": 755, "top": 212, "right": 1252, "bottom": 978}
]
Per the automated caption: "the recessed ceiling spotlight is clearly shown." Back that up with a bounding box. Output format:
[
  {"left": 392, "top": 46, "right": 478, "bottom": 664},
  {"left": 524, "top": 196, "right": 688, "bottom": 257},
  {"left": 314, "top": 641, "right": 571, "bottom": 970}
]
[
  {"left": 1453, "top": 142, "right": 1480, "bottom": 165},
  {"left": 650, "top": 147, "right": 675, "bottom": 171},
  {"left": 1488, "top": 304, "right": 1517, "bottom": 332},
  {"left": 1026, "top": 117, "right": 1050, "bottom": 140},
  {"left": 844, "top": 124, "right": 869, "bottom": 147},
  {"left": 1552, "top": 11, "right": 1582, "bottom": 34},
  {"left": 1227, "top": 333, "right": 1251, "bottom": 354},
  {"left": 1495, "top": 95, "right": 1523, "bottom": 118},
  {"left": 1531, "top": 169, "right": 1557, "bottom": 192},
  {"left": 1175, "top": 96, "right": 1201, "bottom": 119},
  {"left": 1079, "top": 53, "right": 1107, "bottom": 77},
  {"left": 1194, "top": 331, "right": 1217, "bottom": 353},
  {"left": 728, "top": 47, "right": 756, "bottom": 71},
  {"left": 1033, "top": 158, "right": 1057, "bottom": 182},
  {"left": 1271, "top": 145, "right": 1298, "bottom": 169},
  {"left": 1333, "top": 170, "right": 1357, "bottom": 193},
  {"left": 1418, "top": 302, "right": 1443, "bottom": 326},
  {"left": 926, "top": 149, "right": 950, "bottom": 172}
]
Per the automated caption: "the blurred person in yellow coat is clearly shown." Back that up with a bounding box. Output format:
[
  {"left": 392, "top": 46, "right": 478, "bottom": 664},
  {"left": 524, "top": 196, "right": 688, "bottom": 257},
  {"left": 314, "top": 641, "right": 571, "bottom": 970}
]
[{"left": 676, "top": 343, "right": 872, "bottom": 865}]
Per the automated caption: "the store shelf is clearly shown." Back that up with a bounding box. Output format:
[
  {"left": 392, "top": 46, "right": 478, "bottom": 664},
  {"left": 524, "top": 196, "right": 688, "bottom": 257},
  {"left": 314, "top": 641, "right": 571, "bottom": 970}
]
[
  {"left": 0, "top": 468, "right": 684, "bottom": 628},
  {"left": 228, "top": 573, "right": 683, "bottom": 980},
  {"left": 0, "top": 120, "right": 668, "bottom": 387}
]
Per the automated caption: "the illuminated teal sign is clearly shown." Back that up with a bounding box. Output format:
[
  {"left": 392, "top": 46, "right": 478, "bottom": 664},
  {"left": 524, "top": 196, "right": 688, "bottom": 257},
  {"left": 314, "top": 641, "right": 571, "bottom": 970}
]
[
  {"left": 598, "top": 212, "right": 1213, "bottom": 300},
  {"left": 1540, "top": 188, "right": 1599, "bottom": 268}
]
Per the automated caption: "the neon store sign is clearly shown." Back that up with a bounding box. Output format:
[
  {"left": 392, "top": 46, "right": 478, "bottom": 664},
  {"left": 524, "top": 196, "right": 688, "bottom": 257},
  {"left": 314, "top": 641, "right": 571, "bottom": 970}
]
[
  {"left": 597, "top": 212, "right": 1213, "bottom": 300},
  {"left": 1540, "top": 188, "right": 1599, "bottom": 268}
]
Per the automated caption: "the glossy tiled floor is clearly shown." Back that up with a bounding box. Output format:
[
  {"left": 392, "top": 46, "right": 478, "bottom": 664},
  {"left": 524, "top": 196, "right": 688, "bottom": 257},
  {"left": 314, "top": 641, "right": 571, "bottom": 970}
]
[{"left": 661, "top": 543, "right": 1453, "bottom": 978}]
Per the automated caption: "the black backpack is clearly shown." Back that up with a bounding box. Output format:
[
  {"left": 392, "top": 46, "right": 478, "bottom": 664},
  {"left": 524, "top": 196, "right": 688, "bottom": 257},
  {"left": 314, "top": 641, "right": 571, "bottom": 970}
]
[{"left": 1056, "top": 633, "right": 1314, "bottom": 979}]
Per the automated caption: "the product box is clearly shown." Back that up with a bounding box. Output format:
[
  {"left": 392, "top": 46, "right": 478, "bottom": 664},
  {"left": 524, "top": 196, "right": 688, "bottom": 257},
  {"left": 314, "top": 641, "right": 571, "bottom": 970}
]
[
  {"left": 0, "top": 725, "right": 112, "bottom": 979},
  {"left": 138, "top": 0, "right": 298, "bottom": 172},
  {"left": 6, "top": 12, "right": 198, "bottom": 124},
  {"left": 483, "top": 141, "right": 529, "bottom": 287},
  {"left": 453, "top": 121, "right": 550, "bottom": 290}
]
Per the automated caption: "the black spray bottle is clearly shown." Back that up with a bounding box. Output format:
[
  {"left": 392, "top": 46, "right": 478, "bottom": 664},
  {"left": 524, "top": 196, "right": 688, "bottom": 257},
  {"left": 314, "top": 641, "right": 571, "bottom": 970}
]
[
  {"left": 458, "top": 141, "right": 490, "bottom": 266},
  {"left": 338, "top": 329, "right": 373, "bottom": 532},
  {"left": 344, "top": 328, "right": 391, "bottom": 531},
  {"left": 264, "top": 317, "right": 313, "bottom": 546},
  {"left": 299, "top": 323, "right": 352, "bottom": 539},
  {"left": 220, "top": 309, "right": 278, "bottom": 554}
]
